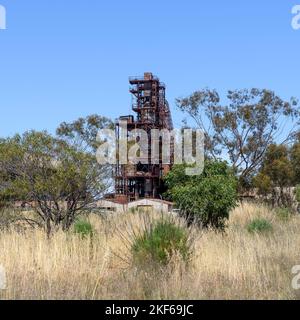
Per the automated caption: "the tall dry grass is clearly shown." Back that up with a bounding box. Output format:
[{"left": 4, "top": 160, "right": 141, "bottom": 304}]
[{"left": 0, "top": 202, "right": 299, "bottom": 300}]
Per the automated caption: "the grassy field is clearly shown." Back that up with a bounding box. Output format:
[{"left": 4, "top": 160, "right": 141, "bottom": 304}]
[{"left": 0, "top": 202, "right": 299, "bottom": 300}]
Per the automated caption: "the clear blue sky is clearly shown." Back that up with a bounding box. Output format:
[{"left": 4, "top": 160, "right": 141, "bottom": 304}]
[{"left": 0, "top": 0, "right": 299, "bottom": 137}]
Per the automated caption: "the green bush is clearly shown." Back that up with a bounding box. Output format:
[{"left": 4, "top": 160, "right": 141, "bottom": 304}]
[
  {"left": 74, "top": 219, "right": 94, "bottom": 238},
  {"left": 165, "top": 161, "right": 238, "bottom": 230},
  {"left": 132, "top": 219, "right": 191, "bottom": 266},
  {"left": 247, "top": 218, "right": 273, "bottom": 234},
  {"left": 276, "top": 207, "right": 292, "bottom": 221}
]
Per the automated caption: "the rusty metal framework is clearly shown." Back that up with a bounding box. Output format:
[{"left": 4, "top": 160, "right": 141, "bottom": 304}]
[{"left": 114, "top": 73, "right": 174, "bottom": 203}]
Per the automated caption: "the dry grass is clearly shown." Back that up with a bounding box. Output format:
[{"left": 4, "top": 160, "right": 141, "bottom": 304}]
[{"left": 0, "top": 202, "right": 300, "bottom": 300}]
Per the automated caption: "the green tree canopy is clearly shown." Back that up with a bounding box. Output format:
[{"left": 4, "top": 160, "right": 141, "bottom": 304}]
[
  {"left": 253, "top": 143, "right": 294, "bottom": 207},
  {"left": 165, "top": 161, "right": 238, "bottom": 230},
  {"left": 0, "top": 130, "right": 108, "bottom": 236},
  {"left": 56, "top": 114, "right": 114, "bottom": 152},
  {"left": 177, "top": 88, "right": 299, "bottom": 189}
]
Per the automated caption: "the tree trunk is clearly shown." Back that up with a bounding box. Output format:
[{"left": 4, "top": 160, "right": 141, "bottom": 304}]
[{"left": 46, "top": 218, "right": 51, "bottom": 239}]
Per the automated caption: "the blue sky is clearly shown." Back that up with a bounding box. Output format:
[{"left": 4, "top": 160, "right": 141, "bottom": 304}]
[{"left": 0, "top": 0, "right": 299, "bottom": 137}]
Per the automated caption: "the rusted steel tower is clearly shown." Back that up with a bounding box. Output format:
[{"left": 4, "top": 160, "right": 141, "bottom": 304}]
[{"left": 115, "top": 72, "right": 173, "bottom": 203}]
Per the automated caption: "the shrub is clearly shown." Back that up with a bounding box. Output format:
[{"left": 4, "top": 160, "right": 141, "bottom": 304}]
[
  {"left": 74, "top": 219, "right": 94, "bottom": 238},
  {"left": 276, "top": 207, "right": 292, "bottom": 221},
  {"left": 0, "top": 208, "right": 15, "bottom": 230},
  {"left": 165, "top": 161, "right": 238, "bottom": 230},
  {"left": 253, "top": 173, "right": 272, "bottom": 196},
  {"left": 132, "top": 219, "right": 191, "bottom": 266},
  {"left": 247, "top": 218, "right": 273, "bottom": 234}
]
